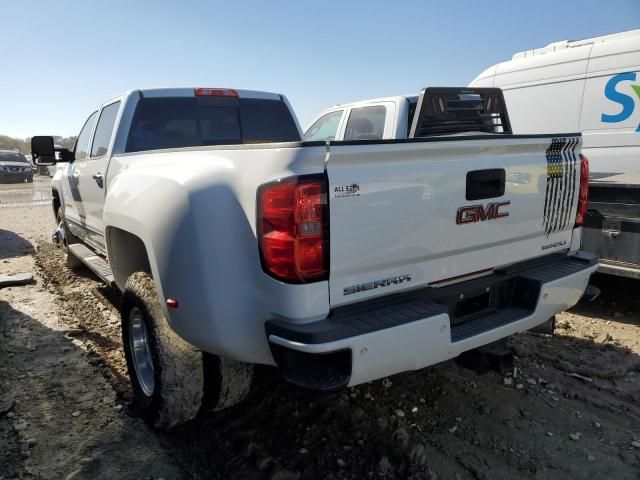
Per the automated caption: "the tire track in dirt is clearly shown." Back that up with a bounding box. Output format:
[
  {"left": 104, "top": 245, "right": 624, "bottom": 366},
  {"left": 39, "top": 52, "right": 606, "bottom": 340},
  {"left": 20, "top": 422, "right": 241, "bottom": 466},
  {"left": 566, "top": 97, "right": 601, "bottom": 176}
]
[{"left": 1, "top": 239, "right": 184, "bottom": 480}]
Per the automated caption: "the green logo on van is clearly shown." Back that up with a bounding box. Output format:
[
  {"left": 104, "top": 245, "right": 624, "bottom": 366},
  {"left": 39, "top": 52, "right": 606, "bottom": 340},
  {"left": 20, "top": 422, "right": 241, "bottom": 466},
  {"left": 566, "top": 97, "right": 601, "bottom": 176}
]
[{"left": 602, "top": 72, "right": 640, "bottom": 131}]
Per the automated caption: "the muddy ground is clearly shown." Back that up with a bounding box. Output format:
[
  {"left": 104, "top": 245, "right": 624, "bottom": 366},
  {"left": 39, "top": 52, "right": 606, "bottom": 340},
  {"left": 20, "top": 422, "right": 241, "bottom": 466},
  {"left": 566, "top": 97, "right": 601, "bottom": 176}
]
[{"left": 1, "top": 177, "right": 639, "bottom": 480}]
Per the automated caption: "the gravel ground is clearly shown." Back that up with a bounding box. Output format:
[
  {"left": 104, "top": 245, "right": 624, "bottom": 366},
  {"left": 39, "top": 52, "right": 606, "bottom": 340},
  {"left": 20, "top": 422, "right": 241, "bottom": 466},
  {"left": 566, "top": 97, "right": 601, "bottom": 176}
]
[{"left": 1, "top": 177, "right": 639, "bottom": 479}]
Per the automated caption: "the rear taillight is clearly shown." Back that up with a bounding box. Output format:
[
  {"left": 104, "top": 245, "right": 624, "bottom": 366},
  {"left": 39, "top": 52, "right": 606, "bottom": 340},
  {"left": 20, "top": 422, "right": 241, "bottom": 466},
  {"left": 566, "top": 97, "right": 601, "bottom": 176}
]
[
  {"left": 258, "top": 176, "right": 328, "bottom": 283},
  {"left": 575, "top": 154, "right": 590, "bottom": 226}
]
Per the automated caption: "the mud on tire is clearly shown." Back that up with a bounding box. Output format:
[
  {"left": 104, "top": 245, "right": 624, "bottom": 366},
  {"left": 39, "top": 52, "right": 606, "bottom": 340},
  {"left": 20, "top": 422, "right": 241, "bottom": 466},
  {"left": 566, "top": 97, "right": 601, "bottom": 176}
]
[
  {"left": 55, "top": 208, "right": 82, "bottom": 269},
  {"left": 122, "top": 272, "right": 204, "bottom": 429},
  {"left": 204, "top": 355, "right": 254, "bottom": 411},
  {"left": 122, "top": 272, "right": 253, "bottom": 429}
]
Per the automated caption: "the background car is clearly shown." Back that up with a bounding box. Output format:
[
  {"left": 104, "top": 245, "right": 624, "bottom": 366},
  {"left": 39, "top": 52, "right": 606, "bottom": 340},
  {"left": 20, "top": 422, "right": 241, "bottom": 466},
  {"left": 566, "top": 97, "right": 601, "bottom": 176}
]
[{"left": 0, "top": 149, "right": 33, "bottom": 183}]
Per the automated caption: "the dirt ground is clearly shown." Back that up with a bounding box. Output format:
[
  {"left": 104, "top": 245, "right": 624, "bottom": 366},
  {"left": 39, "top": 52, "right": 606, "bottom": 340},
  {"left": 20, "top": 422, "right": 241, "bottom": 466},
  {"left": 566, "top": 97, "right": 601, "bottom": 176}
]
[{"left": 1, "top": 177, "right": 639, "bottom": 480}]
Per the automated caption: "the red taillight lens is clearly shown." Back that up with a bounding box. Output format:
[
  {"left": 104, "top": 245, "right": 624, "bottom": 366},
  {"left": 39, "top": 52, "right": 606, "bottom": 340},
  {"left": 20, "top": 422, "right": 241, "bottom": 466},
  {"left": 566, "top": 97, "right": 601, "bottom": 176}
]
[
  {"left": 194, "top": 87, "right": 238, "bottom": 97},
  {"left": 259, "top": 176, "right": 328, "bottom": 282},
  {"left": 575, "top": 154, "right": 590, "bottom": 226}
]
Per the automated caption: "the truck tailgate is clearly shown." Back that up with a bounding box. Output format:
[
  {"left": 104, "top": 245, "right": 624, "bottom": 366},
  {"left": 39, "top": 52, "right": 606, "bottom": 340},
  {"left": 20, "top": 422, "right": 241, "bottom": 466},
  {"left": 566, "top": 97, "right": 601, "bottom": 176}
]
[{"left": 326, "top": 135, "right": 581, "bottom": 307}]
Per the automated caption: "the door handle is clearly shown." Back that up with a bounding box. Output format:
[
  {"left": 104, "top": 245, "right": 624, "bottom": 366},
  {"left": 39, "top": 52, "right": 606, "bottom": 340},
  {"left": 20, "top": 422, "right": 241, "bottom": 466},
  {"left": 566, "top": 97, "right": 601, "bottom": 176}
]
[{"left": 92, "top": 172, "right": 104, "bottom": 188}]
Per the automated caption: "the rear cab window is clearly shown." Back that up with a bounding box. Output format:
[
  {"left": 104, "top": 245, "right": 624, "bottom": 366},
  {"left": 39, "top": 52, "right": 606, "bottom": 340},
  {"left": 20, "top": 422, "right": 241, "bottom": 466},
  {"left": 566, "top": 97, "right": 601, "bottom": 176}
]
[
  {"left": 344, "top": 106, "right": 387, "bottom": 140},
  {"left": 125, "top": 96, "right": 300, "bottom": 153}
]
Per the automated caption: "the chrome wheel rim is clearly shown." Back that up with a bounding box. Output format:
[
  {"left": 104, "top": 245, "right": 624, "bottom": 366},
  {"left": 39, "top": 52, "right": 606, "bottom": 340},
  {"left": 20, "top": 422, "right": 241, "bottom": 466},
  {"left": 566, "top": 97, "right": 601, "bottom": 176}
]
[
  {"left": 129, "top": 307, "right": 155, "bottom": 397},
  {"left": 56, "top": 213, "right": 68, "bottom": 249}
]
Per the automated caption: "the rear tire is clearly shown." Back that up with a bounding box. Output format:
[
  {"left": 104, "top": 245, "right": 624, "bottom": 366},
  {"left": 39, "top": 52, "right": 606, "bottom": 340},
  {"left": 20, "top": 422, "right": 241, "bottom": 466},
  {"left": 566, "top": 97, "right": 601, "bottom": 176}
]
[
  {"left": 56, "top": 208, "right": 83, "bottom": 269},
  {"left": 121, "top": 272, "right": 254, "bottom": 429},
  {"left": 204, "top": 354, "right": 254, "bottom": 411},
  {"left": 122, "top": 272, "right": 204, "bottom": 429}
]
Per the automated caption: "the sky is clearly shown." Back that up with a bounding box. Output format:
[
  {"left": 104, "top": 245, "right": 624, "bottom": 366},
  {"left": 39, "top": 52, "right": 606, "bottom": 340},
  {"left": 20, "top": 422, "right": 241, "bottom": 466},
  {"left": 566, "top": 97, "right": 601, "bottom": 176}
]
[{"left": 0, "top": 0, "right": 638, "bottom": 138}]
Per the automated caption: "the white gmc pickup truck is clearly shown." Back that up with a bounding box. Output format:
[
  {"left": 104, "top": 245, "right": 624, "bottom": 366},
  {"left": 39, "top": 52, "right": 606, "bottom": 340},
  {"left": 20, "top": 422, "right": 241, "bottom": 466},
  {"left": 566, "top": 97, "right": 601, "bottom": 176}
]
[{"left": 32, "top": 86, "right": 597, "bottom": 429}]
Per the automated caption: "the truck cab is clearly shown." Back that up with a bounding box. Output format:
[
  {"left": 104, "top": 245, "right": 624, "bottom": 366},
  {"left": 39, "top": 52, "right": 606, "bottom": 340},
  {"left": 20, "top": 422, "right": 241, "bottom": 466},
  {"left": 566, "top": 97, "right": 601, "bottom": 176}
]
[
  {"left": 50, "top": 88, "right": 303, "bottom": 257},
  {"left": 304, "top": 95, "right": 418, "bottom": 142}
]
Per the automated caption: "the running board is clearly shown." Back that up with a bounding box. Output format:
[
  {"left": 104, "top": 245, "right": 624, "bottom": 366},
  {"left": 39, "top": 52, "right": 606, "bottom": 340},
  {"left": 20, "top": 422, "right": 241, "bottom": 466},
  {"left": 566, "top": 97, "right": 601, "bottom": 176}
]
[{"left": 67, "top": 243, "right": 115, "bottom": 286}]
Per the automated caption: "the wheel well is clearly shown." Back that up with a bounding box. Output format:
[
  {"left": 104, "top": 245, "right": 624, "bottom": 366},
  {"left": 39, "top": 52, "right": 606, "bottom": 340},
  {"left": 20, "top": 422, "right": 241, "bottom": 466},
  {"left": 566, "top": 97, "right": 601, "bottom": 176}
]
[
  {"left": 106, "top": 227, "right": 151, "bottom": 289},
  {"left": 52, "top": 189, "right": 61, "bottom": 218}
]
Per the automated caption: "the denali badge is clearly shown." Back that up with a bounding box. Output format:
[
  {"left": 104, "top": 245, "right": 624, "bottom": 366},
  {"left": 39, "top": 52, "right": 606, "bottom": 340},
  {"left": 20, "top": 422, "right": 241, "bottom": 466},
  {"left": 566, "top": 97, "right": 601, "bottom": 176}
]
[
  {"left": 343, "top": 274, "right": 412, "bottom": 296},
  {"left": 456, "top": 201, "right": 510, "bottom": 225}
]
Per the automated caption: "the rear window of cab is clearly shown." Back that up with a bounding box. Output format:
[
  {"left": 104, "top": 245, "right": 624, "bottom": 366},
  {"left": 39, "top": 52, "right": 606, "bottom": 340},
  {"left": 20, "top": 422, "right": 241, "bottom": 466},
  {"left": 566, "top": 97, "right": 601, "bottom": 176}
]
[{"left": 125, "top": 96, "right": 300, "bottom": 152}]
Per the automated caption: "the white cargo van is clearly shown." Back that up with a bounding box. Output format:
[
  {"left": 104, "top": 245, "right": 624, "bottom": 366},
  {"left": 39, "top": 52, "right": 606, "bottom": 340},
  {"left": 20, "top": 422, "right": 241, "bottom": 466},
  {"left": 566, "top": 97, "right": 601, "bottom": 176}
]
[{"left": 470, "top": 29, "right": 640, "bottom": 279}]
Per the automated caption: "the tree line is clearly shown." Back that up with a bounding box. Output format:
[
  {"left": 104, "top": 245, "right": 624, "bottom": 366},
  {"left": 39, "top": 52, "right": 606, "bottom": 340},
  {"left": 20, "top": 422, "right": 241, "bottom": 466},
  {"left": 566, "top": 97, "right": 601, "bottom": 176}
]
[{"left": 0, "top": 135, "right": 77, "bottom": 154}]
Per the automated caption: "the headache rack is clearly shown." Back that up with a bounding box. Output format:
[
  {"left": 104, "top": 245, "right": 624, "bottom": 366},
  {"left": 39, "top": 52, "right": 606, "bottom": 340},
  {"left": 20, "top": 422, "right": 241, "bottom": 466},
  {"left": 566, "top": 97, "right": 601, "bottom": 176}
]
[{"left": 409, "top": 87, "right": 512, "bottom": 138}]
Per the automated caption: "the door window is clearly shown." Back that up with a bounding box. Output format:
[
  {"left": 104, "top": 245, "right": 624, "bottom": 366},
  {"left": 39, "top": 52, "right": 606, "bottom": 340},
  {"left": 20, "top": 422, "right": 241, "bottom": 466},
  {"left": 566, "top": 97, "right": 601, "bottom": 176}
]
[
  {"left": 304, "top": 110, "right": 343, "bottom": 141},
  {"left": 74, "top": 111, "right": 98, "bottom": 161},
  {"left": 344, "top": 106, "right": 387, "bottom": 140},
  {"left": 90, "top": 101, "right": 121, "bottom": 157}
]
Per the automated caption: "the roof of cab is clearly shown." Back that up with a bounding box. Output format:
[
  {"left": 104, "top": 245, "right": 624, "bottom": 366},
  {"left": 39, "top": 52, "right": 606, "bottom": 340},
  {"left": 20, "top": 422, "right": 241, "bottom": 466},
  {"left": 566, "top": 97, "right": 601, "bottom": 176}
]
[
  {"left": 98, "top": 87, "right": 283, "bottom": 108},
  {"left": 139, "top": 88, "right": 282, "bottom": 100},
  {"left": 331, "top": 95, "right": 418, "bottom": 109}
]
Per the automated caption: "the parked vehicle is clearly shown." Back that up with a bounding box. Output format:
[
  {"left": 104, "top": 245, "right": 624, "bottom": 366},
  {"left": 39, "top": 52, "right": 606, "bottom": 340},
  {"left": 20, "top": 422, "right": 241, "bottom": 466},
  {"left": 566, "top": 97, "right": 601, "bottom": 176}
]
[
  {"left": 304, "top": 94, "right": 417, "bottom": 141},
  {"left": 32, "top": 86, "right": 596, "bottom": 429},
  {"left": 303, "top": 86, "right": 512, "bottom": 142},
  {"left": 469, "top": 29, "right": 640, "bottom": 279},
  {"left": 0, "top": 149, "right": 34, "bottom": 183}
]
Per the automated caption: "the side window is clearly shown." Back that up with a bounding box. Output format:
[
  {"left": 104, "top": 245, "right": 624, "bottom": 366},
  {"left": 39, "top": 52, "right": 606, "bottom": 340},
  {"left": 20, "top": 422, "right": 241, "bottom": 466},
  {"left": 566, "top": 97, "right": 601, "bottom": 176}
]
[
  {"left": 344, "top": 106, "right": 387, "bottom": 141},
  {"left": 74, "top": 111, "right": 98, "bottom": 161},
  {"left": 304, "top": 110, "right": 343, "bottom": 141},
  {"left": 90, "top": 101, "right": 121, "bottom": 157}
]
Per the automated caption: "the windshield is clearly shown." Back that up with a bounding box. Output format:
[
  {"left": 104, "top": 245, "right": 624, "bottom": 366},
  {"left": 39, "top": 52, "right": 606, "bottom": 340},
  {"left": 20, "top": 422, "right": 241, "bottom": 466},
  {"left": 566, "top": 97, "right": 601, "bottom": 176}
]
[
  {"left": 125, "top": 96, "right": 300, "bottom": 153},
  {"left": 0, "top": 152, "right": 28, "bottom": 163}
]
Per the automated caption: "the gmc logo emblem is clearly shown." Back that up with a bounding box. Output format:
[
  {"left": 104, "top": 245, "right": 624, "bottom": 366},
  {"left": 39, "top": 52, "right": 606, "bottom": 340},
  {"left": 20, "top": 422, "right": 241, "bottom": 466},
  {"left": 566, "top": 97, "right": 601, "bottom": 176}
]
[{"left": 456, "top": 201, "right": 511, "bottom": 224}]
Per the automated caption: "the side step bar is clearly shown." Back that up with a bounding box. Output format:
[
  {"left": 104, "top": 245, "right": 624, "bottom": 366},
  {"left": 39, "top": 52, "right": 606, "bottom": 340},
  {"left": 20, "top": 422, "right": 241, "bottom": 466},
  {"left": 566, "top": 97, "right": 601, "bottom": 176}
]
[{"left": 68, "top": 243, "right": 115, "bottom": 286}]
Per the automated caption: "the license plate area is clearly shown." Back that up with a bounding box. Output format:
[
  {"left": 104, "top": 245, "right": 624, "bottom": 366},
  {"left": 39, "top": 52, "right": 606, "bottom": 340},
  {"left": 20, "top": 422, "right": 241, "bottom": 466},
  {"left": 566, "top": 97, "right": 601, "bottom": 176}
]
[
  {"left": 434, "top": 277, "right": 521, "bottom": 327},
  {"left": 455, "top": 290, "right": 492, "bottom": 318}
]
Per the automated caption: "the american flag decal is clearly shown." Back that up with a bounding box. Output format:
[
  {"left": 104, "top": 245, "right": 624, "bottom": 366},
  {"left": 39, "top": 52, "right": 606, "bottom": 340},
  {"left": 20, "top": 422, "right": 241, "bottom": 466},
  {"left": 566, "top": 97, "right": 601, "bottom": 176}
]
[{"left": 543, "top": 137, "right": 579, "bottom": 236}]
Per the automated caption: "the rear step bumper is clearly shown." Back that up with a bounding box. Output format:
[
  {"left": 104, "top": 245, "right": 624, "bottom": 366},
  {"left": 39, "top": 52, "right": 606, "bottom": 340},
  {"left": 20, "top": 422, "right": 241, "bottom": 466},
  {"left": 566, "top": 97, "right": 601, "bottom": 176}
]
[{"left": 266, "top": 251, "right": 597, "bottom": 390}]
